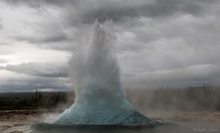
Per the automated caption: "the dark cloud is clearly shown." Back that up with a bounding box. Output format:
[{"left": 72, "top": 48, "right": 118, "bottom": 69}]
[
  {"left": 13, "top": 32, "right": 69, "bottom": 44},
  {"left": 5, "top": 0, "right": 218, "bottom": 23},
  {"left": 1, "top": 0, "right": 220, "bottom": 91},
  {"left": 4, "top": 0, "right": 219, "bottom": 48},
  {"left": 3, "top": 62, "right": 68, "bottom": 78},
  {"left": 6, "top": 0, "right": 79, "bottom": 7},
  {"left": 77, "top": 0, "right": 211, "bottom": 23},
  {"left": 123, "top": 64, "right": 220, "bottom": 89},
  {"left": 47, "top": 0, "right": 217, "bottom": 24},
  {"left": 10, "top": 16, "right": 72, "bottom": 44}
]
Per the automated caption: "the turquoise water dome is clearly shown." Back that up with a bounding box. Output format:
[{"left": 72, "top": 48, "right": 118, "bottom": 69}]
[{"left": 55, "top": 22, "right": 155, "bottom": 126}]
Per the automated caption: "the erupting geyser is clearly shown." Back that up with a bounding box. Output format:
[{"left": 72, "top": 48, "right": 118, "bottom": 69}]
[{"left": 54, "top": 22, "right": 155, "bottom": 126}]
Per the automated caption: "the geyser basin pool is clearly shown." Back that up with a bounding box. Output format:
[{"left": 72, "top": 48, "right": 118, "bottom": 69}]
[{"left": 32, "top": 22, "right": 158, "bottom": 132}]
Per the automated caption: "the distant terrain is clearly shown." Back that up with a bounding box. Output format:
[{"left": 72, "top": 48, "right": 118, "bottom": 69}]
[
  {"left": 0, "top": 84, "right": 220, "bottom": 132},
  {"left": 0, "top": 91, "right": 74, "bottom": 110},
  {"left": 0, "top": 84, "right": 220, "bottom": 111}
]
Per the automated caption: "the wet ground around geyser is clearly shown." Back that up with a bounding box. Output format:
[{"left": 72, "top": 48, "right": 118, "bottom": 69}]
[
  {"left": 30, "top": 122, "right": 191, "bottom": 133},
  {"left": 30, "top": 119, "right": 220, "bottom": 133},
  {"left": 0, "top": 110, "right": 220, "bottom": 133}
]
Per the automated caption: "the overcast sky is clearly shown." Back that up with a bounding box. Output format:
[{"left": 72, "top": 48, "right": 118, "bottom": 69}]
[{"left": 0, "top": 0, "right": 220, "bottom": 92}]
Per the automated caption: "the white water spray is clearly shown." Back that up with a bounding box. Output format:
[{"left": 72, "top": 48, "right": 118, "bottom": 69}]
[{"left": 55, "top": 22, "right": 153, "bottom": 125}]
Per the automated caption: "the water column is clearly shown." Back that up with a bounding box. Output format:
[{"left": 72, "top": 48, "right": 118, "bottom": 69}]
[{"left": 55, "top": 22, "right": 154, "bottom": 125}]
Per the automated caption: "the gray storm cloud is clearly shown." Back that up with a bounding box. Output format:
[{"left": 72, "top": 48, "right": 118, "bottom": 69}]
[
  {"left": 6, "top": 0, "right": 218, "bottom": 21},
  {"left": 0, "top": 0, "right": 220, "bottom": 91},
  {"left": 2, "top": 62, "right": 68, "bottom": 78},
  {"left": 124, "top": 64, "right": 220, "bottom": 89}
]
